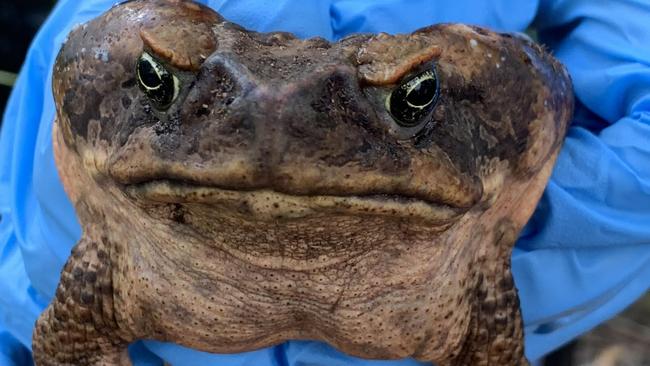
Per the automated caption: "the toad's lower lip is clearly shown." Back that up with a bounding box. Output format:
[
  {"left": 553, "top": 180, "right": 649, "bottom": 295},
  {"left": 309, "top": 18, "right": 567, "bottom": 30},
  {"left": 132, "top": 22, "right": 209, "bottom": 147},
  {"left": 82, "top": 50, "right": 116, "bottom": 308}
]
[{"left": 125, "top": 179, "right": 467, "bottom": 224}]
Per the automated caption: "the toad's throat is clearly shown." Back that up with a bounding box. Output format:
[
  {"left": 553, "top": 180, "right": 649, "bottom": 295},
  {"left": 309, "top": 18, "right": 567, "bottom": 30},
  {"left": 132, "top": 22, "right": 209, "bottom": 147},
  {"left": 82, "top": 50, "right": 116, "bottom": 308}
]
[{"left": 125, "top": 179, "right": 468, "bottom": 224}]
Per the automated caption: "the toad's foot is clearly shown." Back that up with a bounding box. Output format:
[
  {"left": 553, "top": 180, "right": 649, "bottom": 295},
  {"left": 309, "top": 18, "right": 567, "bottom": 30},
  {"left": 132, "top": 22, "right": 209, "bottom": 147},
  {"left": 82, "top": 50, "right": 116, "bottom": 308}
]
[{"left": 32, "top": 237, "right": 133, "bottom": 366}]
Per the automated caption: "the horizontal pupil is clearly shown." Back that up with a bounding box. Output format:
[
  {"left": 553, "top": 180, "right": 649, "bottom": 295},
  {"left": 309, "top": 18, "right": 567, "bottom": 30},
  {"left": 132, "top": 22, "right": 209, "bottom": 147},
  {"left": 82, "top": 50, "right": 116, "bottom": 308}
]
[
  {"left": 138, "top": 59, "right": 162, "bottom": 88},
  {"left": 406, "top": 79, "right": 436, "bottom": 106}
]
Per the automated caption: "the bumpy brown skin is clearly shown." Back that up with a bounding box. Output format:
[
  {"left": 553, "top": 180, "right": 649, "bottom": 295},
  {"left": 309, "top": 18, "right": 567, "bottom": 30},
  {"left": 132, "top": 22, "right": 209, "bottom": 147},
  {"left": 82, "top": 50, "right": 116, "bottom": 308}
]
[{"left": 33, "top": 0, "right": 573, "bottom": 365}]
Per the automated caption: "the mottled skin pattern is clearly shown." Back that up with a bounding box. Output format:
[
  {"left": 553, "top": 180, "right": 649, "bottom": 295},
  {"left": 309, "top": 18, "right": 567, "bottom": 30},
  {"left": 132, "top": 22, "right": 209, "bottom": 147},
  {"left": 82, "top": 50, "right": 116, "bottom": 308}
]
[{"left": 33, "top": 0, "right": 573, "bottom": 365}]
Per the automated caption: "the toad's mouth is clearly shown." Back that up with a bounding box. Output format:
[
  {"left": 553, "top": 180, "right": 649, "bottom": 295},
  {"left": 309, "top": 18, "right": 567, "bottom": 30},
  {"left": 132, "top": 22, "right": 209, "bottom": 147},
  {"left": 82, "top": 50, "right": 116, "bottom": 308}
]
[{"left": 124, "top": 179, "right": 468, "bottom": 224}]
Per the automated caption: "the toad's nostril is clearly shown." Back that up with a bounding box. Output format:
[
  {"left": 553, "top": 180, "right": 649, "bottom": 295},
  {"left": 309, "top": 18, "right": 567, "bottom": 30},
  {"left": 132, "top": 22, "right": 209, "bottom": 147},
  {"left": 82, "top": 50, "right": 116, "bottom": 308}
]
[
  {"left": 181, "top": 53, "right": 258, "bottom": 122},
  {"left": 201, "top": 53, "right": 257, "bottom": 93}
]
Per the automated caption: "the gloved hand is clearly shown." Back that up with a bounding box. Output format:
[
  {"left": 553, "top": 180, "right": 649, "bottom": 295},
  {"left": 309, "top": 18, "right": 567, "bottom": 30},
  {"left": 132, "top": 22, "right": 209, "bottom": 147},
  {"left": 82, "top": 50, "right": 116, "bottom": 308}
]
[{"left": 1, "top": 0, "right": 649, "bottom": 365}]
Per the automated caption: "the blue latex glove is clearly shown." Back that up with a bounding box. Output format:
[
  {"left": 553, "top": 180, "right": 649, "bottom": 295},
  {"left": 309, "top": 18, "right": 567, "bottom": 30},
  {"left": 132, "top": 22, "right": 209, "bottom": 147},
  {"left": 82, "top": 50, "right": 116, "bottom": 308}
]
[{"left": 1, "top": 0, "right": 649, "bottom": 365}]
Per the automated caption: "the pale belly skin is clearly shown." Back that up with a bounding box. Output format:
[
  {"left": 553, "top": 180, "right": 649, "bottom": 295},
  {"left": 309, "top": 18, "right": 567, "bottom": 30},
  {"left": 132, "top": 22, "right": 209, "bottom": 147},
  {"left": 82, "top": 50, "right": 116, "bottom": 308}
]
[{"left": 32, "top": 1, "right": 574, "bottom": 365}]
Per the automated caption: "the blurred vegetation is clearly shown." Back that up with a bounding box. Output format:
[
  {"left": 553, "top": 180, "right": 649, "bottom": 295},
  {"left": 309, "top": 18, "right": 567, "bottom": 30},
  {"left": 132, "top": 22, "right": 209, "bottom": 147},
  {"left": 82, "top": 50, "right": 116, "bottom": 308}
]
[
  {"left": 573, "top": 293, "right": 650, "bottom": 366},
  {"left": 0, "top": 70, "right": 17, "bottom": 87}
]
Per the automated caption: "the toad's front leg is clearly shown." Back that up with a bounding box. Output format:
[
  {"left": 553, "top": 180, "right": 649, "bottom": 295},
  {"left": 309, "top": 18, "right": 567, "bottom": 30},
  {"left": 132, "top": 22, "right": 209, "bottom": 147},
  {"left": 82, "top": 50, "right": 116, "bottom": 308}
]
[
  {"left": 448, "top": 266, "right": 529, "bottom": 366},
  {"left": 32, "top": 236, "right": 135, "bottom": 366},
  {"left": 444, "top": 221, "right": 530, "bottom": 366}
]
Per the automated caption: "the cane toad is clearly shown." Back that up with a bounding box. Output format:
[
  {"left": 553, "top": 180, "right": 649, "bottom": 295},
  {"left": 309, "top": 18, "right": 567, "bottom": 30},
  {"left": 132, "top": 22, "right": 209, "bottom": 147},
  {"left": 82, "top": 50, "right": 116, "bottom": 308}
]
[{"left": 34, "top": 1, "right": 573, "bottom": 365}]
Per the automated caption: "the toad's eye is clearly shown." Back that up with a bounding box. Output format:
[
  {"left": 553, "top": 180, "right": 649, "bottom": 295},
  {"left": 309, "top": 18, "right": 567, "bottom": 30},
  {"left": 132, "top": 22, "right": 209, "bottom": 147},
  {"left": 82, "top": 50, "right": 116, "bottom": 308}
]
[
  {"left": 386, "top": 67, "right": 440, "bottom": 127},
  {"left": 136, "top": 52, "right": 180, "bottom": 110}
]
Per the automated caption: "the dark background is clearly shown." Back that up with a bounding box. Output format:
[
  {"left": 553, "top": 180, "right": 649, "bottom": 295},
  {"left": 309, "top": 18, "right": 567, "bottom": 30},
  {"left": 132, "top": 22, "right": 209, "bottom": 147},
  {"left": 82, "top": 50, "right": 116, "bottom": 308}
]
[
  {"left": 0, "top": 0, "right": 54, "bottom": 119},
  {"left": 0, "top": 1, "right": 647, "bottom": 365}
]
